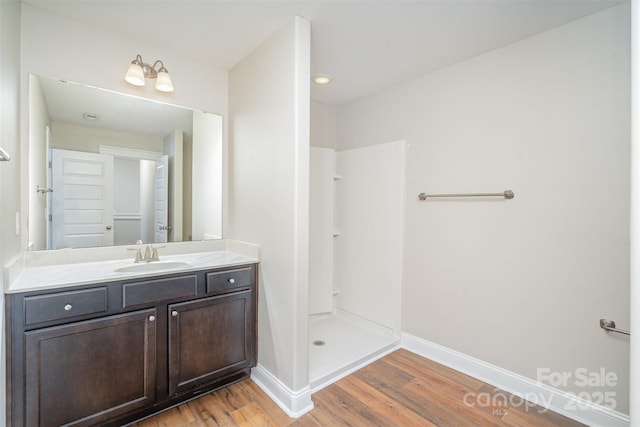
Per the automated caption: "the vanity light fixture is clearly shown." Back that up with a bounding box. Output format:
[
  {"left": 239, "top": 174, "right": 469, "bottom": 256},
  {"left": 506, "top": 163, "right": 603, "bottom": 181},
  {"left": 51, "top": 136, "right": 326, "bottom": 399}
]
[
  {"left": 125, "top": 54, "right": 174, "bottom": 93},
  {"left": 313, "top": 75, "right": 332, "bottom": 85}
]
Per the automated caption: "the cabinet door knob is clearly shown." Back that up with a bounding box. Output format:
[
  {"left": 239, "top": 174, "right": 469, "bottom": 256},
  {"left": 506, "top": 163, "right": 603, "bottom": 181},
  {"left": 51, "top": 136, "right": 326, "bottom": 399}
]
[
  {"left": 172, "top": 310, "right": 179, "bottom": 317},
  {"left": 228, "top": 278, "right": 235, "bottom": 284},
  {"left": 148, "top": 315, "right": 156, "bottom": 322},
  {"left": 64, "top": 304, "right": 72, "bottom": 311}
]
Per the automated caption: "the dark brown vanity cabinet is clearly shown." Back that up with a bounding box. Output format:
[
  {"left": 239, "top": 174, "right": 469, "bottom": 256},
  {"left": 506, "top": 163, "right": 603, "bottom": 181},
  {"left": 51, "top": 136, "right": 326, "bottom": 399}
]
[
  {"left": 24, "top": 309, "right": 157, "bottom": 427},
  {"left": 7, "top": 263, "right": 258, "bottom": 427},
  {"left": 168, "top": 290, "right": 255, "bottom": 396}
]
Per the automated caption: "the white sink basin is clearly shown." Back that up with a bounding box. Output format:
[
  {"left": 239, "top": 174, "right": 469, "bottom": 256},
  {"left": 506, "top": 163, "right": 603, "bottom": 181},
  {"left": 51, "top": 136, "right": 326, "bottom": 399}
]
[{"left": 114, "top": 261, "right": 191, "bottom": 273}]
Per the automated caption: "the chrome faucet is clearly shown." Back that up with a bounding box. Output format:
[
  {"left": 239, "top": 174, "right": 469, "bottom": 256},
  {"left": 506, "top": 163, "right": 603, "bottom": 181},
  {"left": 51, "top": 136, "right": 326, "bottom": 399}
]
[
  {"left": 129, "top": 240, "right": 165, "bottom": 263},
  {"left": 143, "top": 244, "right": 152, "bottom": 262}
]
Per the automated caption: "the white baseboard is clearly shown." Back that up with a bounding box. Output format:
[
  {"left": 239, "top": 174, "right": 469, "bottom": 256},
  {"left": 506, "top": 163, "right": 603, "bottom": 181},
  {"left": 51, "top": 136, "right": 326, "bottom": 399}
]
[
  {"left": 401, "top": 333, "right": 630, "bottom": 427},
  {"left": 251, "top": 364, "right": 314, "bottom": 418}
]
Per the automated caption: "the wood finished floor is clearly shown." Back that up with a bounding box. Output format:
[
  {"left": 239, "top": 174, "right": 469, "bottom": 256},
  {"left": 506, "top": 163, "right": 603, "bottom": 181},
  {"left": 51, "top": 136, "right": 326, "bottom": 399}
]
[{"left": 132, "top": 349, "right": 585, "bottom": 427}]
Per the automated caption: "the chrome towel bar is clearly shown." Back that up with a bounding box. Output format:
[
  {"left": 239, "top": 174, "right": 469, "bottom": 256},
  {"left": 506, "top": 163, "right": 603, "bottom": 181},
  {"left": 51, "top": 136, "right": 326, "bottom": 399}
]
[
  {"left": 600, "top": 319, "right": 630, "bottom": 336},
  {"left": 418, "top": 190, "right": 514, "bottom": 201}
]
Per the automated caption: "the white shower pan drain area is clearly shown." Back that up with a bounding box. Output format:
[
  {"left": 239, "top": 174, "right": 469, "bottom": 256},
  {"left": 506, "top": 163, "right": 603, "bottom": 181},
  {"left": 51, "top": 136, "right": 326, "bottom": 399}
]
[{"left": 308, "top": 309, "right": 399, "bottom": 392}]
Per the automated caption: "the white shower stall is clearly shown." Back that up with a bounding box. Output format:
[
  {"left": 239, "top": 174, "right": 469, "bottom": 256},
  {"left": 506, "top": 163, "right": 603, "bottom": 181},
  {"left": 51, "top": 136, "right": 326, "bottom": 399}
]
[{"left": 308, "top": 140, "right": 406, "bottom": 390}]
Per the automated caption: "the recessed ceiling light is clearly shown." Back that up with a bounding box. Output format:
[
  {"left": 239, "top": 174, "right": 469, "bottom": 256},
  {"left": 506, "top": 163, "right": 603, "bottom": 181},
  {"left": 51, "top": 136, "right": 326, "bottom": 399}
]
[{"left": 313, "top": 75, "right": 332, "bottom": 85}]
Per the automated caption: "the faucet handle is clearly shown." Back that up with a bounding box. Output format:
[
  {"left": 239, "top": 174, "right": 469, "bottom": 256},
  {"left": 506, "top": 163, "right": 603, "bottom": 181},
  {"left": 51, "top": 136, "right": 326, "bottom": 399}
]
[
  {"left": 127, "top": 246, "right": 143, "bottom": 263},
  {"left": 150, "top": 245, "right": 166, "bottom": 261}
]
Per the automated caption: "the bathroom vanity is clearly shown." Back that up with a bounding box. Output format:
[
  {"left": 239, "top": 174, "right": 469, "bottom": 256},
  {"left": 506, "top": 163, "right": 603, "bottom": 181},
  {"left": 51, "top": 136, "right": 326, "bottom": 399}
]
[{"left": 5, "top": 245, "right": 258, "bottom": 427}]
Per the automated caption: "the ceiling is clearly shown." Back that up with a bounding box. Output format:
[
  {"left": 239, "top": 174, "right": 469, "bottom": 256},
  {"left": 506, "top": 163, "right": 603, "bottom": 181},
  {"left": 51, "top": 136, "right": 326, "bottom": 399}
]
[
  {"left": 37, "top": 76, "right": 195, "bottom": 137},
  {"left": 24, "top": 0, "right": 624, "bottom": 106}
]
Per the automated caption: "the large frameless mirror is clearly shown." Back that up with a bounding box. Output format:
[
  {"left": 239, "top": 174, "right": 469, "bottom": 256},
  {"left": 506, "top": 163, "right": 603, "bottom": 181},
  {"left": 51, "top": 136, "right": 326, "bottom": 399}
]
[{"left": 28, "top": 74, "right": 223, "bottom": 250}]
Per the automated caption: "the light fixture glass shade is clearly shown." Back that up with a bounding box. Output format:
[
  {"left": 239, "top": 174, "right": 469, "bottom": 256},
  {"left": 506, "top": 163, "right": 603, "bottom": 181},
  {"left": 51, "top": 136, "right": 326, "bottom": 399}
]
[
  {"left": 155, "top": 70, "right": 174, "bottom": 92},
  {"left": 125, "top": 63, "right": 145, "bottom": 86}
]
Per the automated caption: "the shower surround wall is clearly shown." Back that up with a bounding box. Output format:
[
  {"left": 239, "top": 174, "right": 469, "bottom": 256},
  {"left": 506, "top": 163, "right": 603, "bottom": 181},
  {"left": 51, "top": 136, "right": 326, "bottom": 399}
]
[
  {"left": 307, "top": 141, "right": 404, "bottom": 390},
  {"left": 333, "top": 141, "right": 405, "bottom": 332},
  {"left": 309, "top": 147, "right": 334, "bottom": 315}
]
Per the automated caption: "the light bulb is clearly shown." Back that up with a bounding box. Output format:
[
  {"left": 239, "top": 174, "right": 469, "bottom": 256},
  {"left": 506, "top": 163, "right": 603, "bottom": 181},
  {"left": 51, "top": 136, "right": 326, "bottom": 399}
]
[
  {"left": 155, "top": 70, "right": 174, "bottom": 92},
  {"left": 125, "top": 63, "right": 145, "bottom": 86},
  {"left": 313, "top": 75, "right": 332, "bottom": 85}
]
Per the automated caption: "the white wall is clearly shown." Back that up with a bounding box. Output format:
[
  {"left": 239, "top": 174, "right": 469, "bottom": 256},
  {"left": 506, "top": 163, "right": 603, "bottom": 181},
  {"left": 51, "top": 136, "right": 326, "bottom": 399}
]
[
  {"left": 139, "top": 159, "right": 156, "bottom": 244},
  {"left": 27, "top": 74, "right": 50, "bottom": 250},
  {"left": 192, "top": 110, "right": 222, "bottom": 240},
  {"left": 0, "top": 0, "right": 22, "bottom": 423},
  {"left": 114, "top": 157, "right": 141, "bottom": 215},
  {"left": 630, "top": 2, "right": 639, "bottom": 422},
  {"left": 337, "top": 4, "right": 631, "bottom": 414},
  {"left": 334, "top": 141, "right": 405, "bottom": 331},
  {"left": 113, "top": 157, "right": 145, "bottom": 245},
  {"left": 183, "top": 136, "right": 193, "bottom": 240},
  {"left": 1, "top": 0, "right": 22, "bottom": 266},
  {"left": 164, "top": 130, "right": 183, "bottom": 242},
  {"left": 20, "top": 3, "right": 228, "bottom": 249},
  {"left": 51, "top": 122, "right": 163, "bottom": 154},
  {"left": 228, "top": 15, "right": 311, "bottom": 408},
  {"left": 311, "top": 99, "right": 337, "bottom": 149},
  {"left": 113, "top": 157, "right": 143, "bottom": 246},
  {"left": 20, "top": 4, "right": 227, "bottom": 116}
]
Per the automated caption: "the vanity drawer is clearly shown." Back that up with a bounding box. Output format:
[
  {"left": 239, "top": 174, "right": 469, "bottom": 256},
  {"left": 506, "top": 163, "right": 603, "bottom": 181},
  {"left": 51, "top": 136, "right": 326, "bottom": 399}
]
[
  {"left": 123, "top": 275, "right": 198, "bottom": 308},
  {"left": 206, "top": 267, "right": 254, "bottom": 295},
  {"left": 24, "top": 287, "right": 108, "bottom": 325}
]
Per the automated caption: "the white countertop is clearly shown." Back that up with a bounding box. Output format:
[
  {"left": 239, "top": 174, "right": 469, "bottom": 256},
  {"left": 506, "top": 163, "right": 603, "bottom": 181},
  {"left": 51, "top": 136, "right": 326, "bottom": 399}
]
[{"left": 5, "top": 240, "right": 260, "bottom": 294}]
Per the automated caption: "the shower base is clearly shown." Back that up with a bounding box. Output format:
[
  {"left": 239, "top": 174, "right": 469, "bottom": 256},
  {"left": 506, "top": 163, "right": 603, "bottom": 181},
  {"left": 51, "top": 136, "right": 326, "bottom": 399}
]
[{"left": 308, "top": 308, "right": 399, "bottom": 392}]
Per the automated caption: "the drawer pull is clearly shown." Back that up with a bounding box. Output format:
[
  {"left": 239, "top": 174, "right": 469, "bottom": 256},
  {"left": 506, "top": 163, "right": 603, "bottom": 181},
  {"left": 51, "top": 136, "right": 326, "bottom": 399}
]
[
  {"left": 148, "top": 315, "right": 156, "bottom": 322},
  {"left": 24, "top": 288, "right": 108, "bottom": 325},
  {"left": 205, "top": 266, "right": 254, "bottom": 295},
  {"left": 172, "top": 310, "right": 179, "bottom": 317}
]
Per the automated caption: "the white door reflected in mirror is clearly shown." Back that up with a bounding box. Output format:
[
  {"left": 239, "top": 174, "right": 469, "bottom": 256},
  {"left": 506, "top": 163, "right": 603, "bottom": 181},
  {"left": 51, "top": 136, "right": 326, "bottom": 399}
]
[{"left": 51, "top": 149, "right": 114, "bottom": 249}]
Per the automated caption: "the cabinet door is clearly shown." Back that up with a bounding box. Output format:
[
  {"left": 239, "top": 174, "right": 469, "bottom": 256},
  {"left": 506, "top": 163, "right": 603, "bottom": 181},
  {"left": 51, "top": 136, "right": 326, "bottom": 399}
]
[
  {"left": 168, "top": 290, "right": 255, "bottom": 395},
  {"left": 24, "top": 309, "right": 157, "bottom": 427}
]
